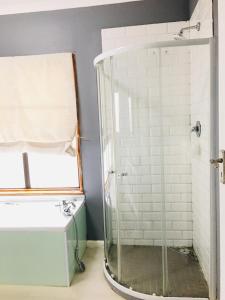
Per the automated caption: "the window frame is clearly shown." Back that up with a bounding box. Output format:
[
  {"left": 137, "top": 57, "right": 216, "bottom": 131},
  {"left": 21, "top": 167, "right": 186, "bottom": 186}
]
[{"left": 0, "top": 54, "right": 84, "bottom": 196}]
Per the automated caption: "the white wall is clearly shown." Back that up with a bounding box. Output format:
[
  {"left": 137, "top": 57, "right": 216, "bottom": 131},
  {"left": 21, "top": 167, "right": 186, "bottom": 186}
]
[
  {"left": 190, "top": 0, "right": 213, "bottom": 38},
  {"left": 102, "top": 21, "right": 190, "bottom": 52},
  {"left": 0, "top": 0, "right": 142, "bottom": 15},
  {"left": 190, "top": 0, "right": 212, "bottom": 284}
]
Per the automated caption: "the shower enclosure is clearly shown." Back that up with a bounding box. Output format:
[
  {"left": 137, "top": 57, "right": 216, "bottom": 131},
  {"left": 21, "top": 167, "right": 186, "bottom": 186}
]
[{"left": 95, "top": 38, "right": 216, "bottom": 299}]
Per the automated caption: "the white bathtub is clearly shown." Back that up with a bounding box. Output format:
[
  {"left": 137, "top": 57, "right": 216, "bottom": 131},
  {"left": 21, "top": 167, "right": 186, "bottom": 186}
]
[
  {"left": 0, "top": 196, "right": 84, "bottom": 231},
  {"left": 0, "top": 196, "right": 86, "bottom": 286}
]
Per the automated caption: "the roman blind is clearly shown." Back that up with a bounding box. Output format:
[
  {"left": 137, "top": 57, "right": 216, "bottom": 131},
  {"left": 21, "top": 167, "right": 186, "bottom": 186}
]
[{"left": 0, "top": 53, "right": 77, "bottom": 156}]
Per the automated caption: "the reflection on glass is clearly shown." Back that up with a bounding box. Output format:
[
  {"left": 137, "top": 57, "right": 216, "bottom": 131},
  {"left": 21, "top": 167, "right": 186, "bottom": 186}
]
[
  {"left": 114, "top": 92, "right": 120, "bottom": 133},
  {"left": 103, "top": 141, "right": 112, "bottom": 179},
  {"left": 128, "top": 96, "right": 133, "bottom": 134}
]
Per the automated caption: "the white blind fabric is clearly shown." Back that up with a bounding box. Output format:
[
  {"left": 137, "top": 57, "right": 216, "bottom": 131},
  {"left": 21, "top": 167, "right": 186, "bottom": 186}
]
[{"left": 0, "top": 53, "right": 77, "bottom": 156}]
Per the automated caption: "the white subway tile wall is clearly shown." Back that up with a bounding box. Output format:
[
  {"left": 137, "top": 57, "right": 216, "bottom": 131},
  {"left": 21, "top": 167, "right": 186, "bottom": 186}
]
[{"left": 190, "top": 0, "right": 212, "bottom": 285}]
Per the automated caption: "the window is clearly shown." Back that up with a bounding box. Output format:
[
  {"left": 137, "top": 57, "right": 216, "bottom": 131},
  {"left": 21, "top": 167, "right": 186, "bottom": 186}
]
[
  {"left": 0, "top": 153, "right": 24, "bottom": 188},
  {"left": 28, "top": 153, "right": 78, "bottom": 188},
  {"left": 0, "top": 152, "right": 82, "bottom": 195},
  {"left": 0, "top": 53, "right": 83, "bottom": 195}
]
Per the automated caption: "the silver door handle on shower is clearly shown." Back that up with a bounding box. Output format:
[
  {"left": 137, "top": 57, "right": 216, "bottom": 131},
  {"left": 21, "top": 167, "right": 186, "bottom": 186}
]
[
  {"left": 108, "top": 170, "right": 115, "bottom": 175},
  {"left": 117, "top": 172, "right": 128, "bottom": 177},
  {"left": 108, "top": 170, "right": 128, "bottom": 177}
]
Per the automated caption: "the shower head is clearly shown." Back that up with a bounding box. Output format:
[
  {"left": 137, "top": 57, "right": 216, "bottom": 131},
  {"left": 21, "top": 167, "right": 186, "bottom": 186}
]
[{"left": 174, "top": 22, "right": 201, "bottom": 40}]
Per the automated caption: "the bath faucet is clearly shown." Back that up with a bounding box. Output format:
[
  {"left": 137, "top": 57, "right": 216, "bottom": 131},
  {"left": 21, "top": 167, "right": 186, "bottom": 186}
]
[{"left": 62, "top": 200, "right": 76, "bottom": 216}]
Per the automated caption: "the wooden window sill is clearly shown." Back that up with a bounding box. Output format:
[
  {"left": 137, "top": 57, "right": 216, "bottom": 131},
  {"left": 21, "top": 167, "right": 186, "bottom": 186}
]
[{"left": 0, "top": 189, "right": 84, "bottom": 196}]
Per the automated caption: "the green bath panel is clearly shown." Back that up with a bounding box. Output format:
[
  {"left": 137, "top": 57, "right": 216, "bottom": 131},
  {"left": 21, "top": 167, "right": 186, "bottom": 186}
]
[{"left": 0, "top": 203, "right": 87, "bottom": 287}]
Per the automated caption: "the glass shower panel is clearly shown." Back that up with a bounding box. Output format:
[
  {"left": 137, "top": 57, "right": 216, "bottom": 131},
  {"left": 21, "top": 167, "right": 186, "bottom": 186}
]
[
  {"left": 96, "top": 39, "right": 212, "bottom": 299},
  {"left": 111, "top": 48, "right": 165, "bottom": 296},
  {"left": 97, "top": 57, "right": 118, "bottom": 279},
  {"left": 161, "top": 45, "right": 210, "bottom": 298}
]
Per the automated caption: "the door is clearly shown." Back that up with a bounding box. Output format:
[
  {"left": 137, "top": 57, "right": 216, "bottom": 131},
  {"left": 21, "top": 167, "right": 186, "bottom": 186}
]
[
  {"left": 97, "top": 57, "right": 119, "bottom": 279},
  {"left": 217, "top": 1, "right": 225, "bottom": 299},
  {"left": 111, "top": 47, "right": 165, "bottom": 295}
]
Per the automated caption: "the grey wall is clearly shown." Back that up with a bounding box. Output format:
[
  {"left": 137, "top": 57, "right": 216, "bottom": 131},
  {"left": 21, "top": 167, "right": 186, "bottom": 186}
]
[{"left": 0, "top": 0, "right": 190, "bottom": 239}]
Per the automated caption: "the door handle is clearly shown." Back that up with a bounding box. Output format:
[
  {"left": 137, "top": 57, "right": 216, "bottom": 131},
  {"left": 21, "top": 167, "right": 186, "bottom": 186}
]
[
  {"left": 210, "top": 158, "right": 223, "bottom": 168},
  {"left": 210, "top": 150, "right": 225, "bottom": 184},
  {"left": 108, "top": 170, "right": 115, "bottom": 175}
]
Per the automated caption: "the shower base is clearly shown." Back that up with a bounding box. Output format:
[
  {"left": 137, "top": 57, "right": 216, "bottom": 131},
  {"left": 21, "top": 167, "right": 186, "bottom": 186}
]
[{"left": 107, "top": 245, "right": 208, "bottom": 298}]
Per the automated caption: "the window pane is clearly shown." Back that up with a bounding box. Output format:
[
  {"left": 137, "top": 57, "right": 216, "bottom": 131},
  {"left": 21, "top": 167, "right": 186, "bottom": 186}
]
[
  {"left": 0, "top": 153, "right": 24, "bottom": 188},
  {"left": 28, "top": 154, "right": 79, "bottom": 188}
]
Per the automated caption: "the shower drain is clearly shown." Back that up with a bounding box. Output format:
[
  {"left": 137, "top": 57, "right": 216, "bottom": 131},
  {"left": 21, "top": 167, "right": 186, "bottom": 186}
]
[{"left": 179, "top": 248, "right": 191, "bottom": 255}]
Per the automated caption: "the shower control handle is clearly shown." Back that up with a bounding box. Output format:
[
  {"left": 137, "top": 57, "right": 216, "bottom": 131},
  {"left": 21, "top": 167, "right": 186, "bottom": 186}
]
[{"left": 191, "top": 121, "right": 201, "bottom": 137}]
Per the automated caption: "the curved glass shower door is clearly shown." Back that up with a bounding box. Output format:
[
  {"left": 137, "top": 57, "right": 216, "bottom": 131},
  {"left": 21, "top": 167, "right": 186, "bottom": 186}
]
[
  {"left": 111, "top": 48, "right": 165, "bottom": 296},
  {"left": 96, "top": 40, "right": 212, "bottom": 299},
  {"left": 98, "top": 56, "right": 119, "bottom": 280}
]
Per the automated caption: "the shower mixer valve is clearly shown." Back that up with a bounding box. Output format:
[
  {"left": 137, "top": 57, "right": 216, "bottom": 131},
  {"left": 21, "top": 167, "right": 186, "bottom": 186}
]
[{"left": 191, "top": 121, "right": 201, "bottom": 137}]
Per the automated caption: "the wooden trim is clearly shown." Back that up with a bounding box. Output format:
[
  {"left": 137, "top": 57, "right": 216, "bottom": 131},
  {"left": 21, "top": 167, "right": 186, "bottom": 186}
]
[
  {"left": 72, "top": 53, "right": 84, "bottom": 193},
  {"left": 76, "top": 123, "right": 84, "bottom": 193},
  {"left": 0, "top": 53, "right": 84, "bottom": 196},
  {"left": 0, "top": 188, "right": 83, "bottom": 196}
]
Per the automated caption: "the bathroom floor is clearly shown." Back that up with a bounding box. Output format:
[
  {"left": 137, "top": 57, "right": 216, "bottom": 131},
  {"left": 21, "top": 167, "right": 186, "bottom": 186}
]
[
  {"left": 0, "top": 246, "right": 123, "bottom": 300},
  {"left": 108, "top": 245, "right": 209, "bottom": 298}
]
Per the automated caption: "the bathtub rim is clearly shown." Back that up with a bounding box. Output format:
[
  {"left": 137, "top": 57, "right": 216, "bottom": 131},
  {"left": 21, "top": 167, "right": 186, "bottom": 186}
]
[
  {"left": 0, "top": 196, "right": 85, "bottom": 232},
  {"left": 0, "top": 194, "right": 84, "bottom": 203}
]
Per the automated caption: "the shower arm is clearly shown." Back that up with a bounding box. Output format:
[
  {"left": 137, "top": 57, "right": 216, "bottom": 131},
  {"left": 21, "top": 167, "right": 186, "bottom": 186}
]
[{"left": 179, "top": 22, "right": 201, "bottom": 37}]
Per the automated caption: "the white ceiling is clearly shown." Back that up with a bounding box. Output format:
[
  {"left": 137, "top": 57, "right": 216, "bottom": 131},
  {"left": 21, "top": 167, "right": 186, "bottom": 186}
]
[{"left": 0, "top": 0, "right": 143, "bottom": 15}]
